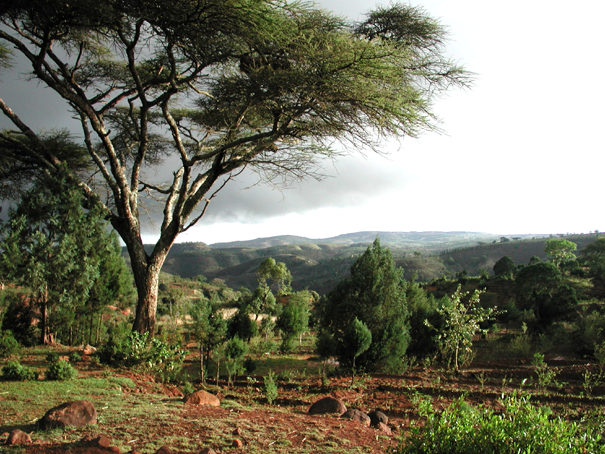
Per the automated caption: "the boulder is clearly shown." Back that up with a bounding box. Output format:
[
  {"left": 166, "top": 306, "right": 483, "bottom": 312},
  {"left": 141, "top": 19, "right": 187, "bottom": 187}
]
[
  {"left": 156, "top": 446, "right": 173, "bottom": 454},
  {"left": 376, "top": 422, "right": 392, "bottom": 435},
  {"left": 308, "top": 396, "right": 347, "bottom": 415},
  {"left": 341, "top": 409, "right": 371, "bottom": 427},
  {"left": 6, "top": 429, "right": 32, "bottom": 445},
  {"left": 184, "top": 390, "right": 220, "bottom": 407},
  {"left": 38, "top": 400, "right": 97, "bottom": 429},
  {"left": 82, "top": 344, "right": 97, "bottom": 355},
  {"left": 232, "top": 438, "right": 243, "bottom": 448},
  {"left": 368, "top": 409, "right": 389, "bottom": 427},
  {"left": 199, "top": 448, "right": 217, "bottom": 454}
]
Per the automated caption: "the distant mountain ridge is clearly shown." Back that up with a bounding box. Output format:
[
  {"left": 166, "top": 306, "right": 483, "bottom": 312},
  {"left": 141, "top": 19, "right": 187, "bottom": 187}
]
[{"left": 210, "top": 231, "right": 509, "bottom": 249}]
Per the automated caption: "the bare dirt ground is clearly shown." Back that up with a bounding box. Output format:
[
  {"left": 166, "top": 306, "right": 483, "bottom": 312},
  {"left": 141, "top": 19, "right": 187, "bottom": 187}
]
[{"left": 3, "top": 350, "right": 604, "bottom": 453}]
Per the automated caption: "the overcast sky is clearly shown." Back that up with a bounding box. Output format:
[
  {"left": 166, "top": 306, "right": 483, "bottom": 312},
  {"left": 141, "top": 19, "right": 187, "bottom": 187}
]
[{"left": 2, "top": 1, "right": 605, "bottom": 244}]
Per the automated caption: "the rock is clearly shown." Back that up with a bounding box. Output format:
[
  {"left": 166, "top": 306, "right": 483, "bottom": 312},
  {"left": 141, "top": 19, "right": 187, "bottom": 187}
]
[
  {"left": 232, "top": 438, "right": 243, "bottom": 448},
  {"left": 376, "top": 422, "right": 392, "bottom": 435},
  {"left": 94, "top": 435, "right": 112, "bottom": 448},
  {"left": 368, "top": 410, "right": 389, "bottom": 427},
  {"left": 199, "top": 448, "right": 216, "bottom": 454},
  {"left": 156, "top": 446, "right": 174, "bottom": 454},
  {"left": 232, "top": 427, "right": 242, "bottom": 436},
  {"left": 341, "top": 409, "right": 371, "bottom": 427},
  {"left": 38, "top": 400, "right": 97, "bottom": 429},
  {"left": 6, "top": 429, "right": 32, "bottom": 445},
  {"left": 80, "top": 434, "right": 121, "bottom": 453},
  {"left": 82, "top": 344, "right": 97, "bottom": 355},
  {"left": 308, "top": 396, "right": 347, "bottom": 415},
  {"left": 184, "top": 390, "right": 220, "bottom": 407}
]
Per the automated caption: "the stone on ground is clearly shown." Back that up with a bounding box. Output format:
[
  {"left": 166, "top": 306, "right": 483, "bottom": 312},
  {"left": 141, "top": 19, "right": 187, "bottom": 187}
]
[
  {"left": 38, "top": 400, "right": 97, "bottom": 429},
  {"left": 308, "top": 396, "right": 347, "bottom": 415},
  {"left": 341, "top": 408, "right": 371, "bottom": 426},
  {"left": 368, "top": 409, "right": 389, "bottom": 427},
  {"left": 184, "top": 390, "right": 220, "bottom": 407},
  {"left": 6, "top": 429, "right": 32, "bottom": 445}
]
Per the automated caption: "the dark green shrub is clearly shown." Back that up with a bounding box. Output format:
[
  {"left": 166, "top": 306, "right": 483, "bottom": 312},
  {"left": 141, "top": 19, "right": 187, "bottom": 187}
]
[
  {"left": 45, "top": 352, "right": 60, "bottom": 363},
  {"left": 46, "top": 359, "right": 78, "bottom": 380},
  {"left": 0, "top": 330, "right": 19, "bottom": 358},
  {"left": 244, "top": 357, "right": 256, "bottom": 374},
  {"left": 1, "top": 295, "right": 39, "bottom": 346},
  {"left": 2, "top": 360, "right": 36, "bottom": 381},
  {"left": 393, "top": 394, "right": 603, "bottom": 454},
  {"left": 69, "top": 351, "right": 82, "bottom": 363}
]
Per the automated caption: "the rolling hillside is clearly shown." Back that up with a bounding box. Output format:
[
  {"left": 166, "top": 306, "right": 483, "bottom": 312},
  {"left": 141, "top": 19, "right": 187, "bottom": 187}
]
[{"left": 150, "top": 231, "right": 600, "bottom": 294}]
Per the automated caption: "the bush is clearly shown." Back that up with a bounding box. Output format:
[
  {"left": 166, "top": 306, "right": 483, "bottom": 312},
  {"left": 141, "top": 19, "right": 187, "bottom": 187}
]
[
  {"left": 264, "top": 370, "right": 278, "bottom": 404},
  {"left": 46, "top": 352, "right": 60, "bottom": 363},
  {"left": 0, "top": 330, "right": 19, "bottom": 358},
  {"left": 97, "top": 331, "right": 186, "bottom": 383},
  {"left": 69, "top": 351, "right": 82, "bottom": 363},
  {"left": 2, "top": 360, "right": 36, "bottom": 381},
  {"left": 393, "top": 394, "right": 603, "bottom": 454},
  {"left": 46, "top": 359, "right": 78, "bottom": 380}
]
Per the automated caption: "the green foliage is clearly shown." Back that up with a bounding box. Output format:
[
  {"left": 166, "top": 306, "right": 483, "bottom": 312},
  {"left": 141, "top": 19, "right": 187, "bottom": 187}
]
[
  {"left": 46, "top": 359, "right": 78, "bottom": 381},
  {"left": 319, "top": 239, "right": 410, "bottom": 371},
  {"left": 531, "top": 353, "right": 559, "bottom": 391},
  {"left": 581, "top": 238, "right": 605, "bottom": 294},
  {"left": 515, "top": 262, "right": 578, "bottom": 331},
  {"left": 346, "top": 317, "right": 372, "bottom": 370},
  {"left": 258, "top": 257, "right": 292, "bottom": 296},
  {"left": 545, "top": 238, "right": 577, "bottom": 269},
  {"left": 0, "top": 0, "right": 466, "bottom": 336},
  {"left": 394, "top": 395, "right": 604, "bottom": 454},
  {"left": 0, "top": 173, "right": 132, "bottom": 345},
  {"left": 181, "top": 381, "right": 195, "bottom": 397},
  {"left": 2, "top": 360, "right": 36, "bottom": 381},
  {"left": 0, "top": 330, "right": 19, "bottom": 357},
  {"left": 1, "top": 293, "right": 40, "bottom": 346},
  {"left": 224, "top": 336, "right": 248, "bottom": 386},
  {"left": 263, "top": 370, "right": 278, "bottom": 405},
  {"left": 406, "top": 280, "right": 441, "bottom": 359},
  {"left": 97, "top": 331, "right": 186, "bottom": 382},
  {"left": 493, "top": 256, "right": 516, "bottom": 278},
  {"left": 431, "top": 286, "right": 497, "bottom": 372},
  {"left": 277, "top": 291, "right": 311, "bottom": 352},
  {"left": 571, "top": 308, "right": 605, "bottom": 357},
  {"left": 228, "top": 304, "right": 258, "bottom": 342}
]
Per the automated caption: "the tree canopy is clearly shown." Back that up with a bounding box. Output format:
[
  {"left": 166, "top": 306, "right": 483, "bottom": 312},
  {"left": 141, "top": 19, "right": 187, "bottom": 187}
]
[
  {"left": 318, "top": 239, "right": 410, "bottom": 371},
  {"left": 0, "top": 0, "right": 467, "bottom": 335},
  {"left": 0, "top": 173, "right": 131, "bottom": 344}
]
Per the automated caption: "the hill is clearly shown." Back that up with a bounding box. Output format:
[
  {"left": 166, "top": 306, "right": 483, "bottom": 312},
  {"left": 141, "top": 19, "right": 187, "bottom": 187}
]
[{"left": 149, "top": 231, "right": 602, "bottom": 294}]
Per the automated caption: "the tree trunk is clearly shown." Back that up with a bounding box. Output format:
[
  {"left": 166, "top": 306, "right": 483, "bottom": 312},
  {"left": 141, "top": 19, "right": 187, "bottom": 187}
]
[
  {"left": 132, "top": 261, "right": 162, "bottom": 335},
  {"left": 116, "top": 220, "right": 175, "bottom": 337},
  {"left": 41, "top": 286, "right": 51, "bottom": 345},
  {"left": 199, "top": 342, "right": 205, "bottom": 383}
]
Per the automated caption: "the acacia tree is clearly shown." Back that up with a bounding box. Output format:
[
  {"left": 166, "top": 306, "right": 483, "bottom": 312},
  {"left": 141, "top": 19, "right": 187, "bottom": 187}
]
[{"left": 0, "top": 1, "right": 466, "bottom": 335}]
